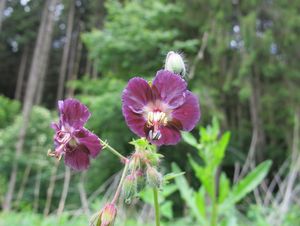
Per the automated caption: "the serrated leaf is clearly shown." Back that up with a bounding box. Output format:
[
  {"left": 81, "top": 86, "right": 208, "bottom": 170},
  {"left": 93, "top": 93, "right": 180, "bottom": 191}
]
[
  {"left": 188, "top": 156, "right": 214, "bottom": 198},
  {"left": 214, "top": 131, "right": 230, "bottom": 164},
  {"left": 228, "top": 160, "right": 272, "bottom": 205}
]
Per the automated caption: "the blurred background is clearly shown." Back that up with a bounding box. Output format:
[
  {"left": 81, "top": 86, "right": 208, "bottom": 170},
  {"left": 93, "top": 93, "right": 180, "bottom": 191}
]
[{"left": 0, "top": 0, "right": 299, "bottom": 225}]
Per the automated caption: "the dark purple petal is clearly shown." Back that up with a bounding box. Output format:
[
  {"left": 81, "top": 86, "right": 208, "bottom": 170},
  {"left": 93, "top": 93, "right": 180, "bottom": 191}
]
[
  {"left": 171, "top": 91, "right": 200, "bottom": 131},
  {"left": 150, "top": 126, "right": 181, "bottom": 146},
  {"left": 152, "top": 70, "right": 187, "bottom": 109},
  {"left": 64, "top": 146, "right": 90, "bottom": 171},
  {"left": 122, "top": 105, "right": 146, "bottom": 137},
  {"left": 58, "top": 99, "right": 91, "bottom": 129},
  {"left": 74, "top": 128, "right": 102, "bottom": 158},
  {"left": 122, "top": 77, "right": 154, "bottom": 114}
]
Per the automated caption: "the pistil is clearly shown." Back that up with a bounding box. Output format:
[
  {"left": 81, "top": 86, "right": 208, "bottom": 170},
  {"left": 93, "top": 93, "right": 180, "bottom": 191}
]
[
  {"left": 48, "top": 130, "right": 73, "bottom": 160},
  {"left": 147, "top": 111, "right": 168, "bottom": 140}
]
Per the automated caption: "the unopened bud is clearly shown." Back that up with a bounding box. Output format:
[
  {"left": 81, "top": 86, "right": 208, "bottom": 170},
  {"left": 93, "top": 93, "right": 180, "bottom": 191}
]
[
  {"left": 146, "top": 166, "right": 162, "bottom": 188},
  {"left": 129, "top": 152, "right": 142, "bottom": 171},
  {"left": 165, "top": 51, "right": 186, "bottom": 77},
  {"left": 135, "top": 170, "right": 145, "bottom": 192},
  {"left": 122, "top": 174, "right": 137, "bottom": 203},
  {"left": 98, "top": 203, "right": 117, "bottom": 226}
]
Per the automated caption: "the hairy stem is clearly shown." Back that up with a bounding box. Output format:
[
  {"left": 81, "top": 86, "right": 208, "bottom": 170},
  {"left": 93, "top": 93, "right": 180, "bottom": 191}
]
[
  {"left": 111, "top": 159, "right": 130, "bottom": 204},
  {"left": 100, "top": 138, "right": 128, "bottom": 162},
  {"left": 153, "top": 188, "right": 160, "bottom": 226}
]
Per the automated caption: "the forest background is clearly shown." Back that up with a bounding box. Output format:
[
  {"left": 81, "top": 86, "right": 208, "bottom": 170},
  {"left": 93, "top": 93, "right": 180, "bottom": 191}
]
[{"left": 0, "top": 0, "right": 299, "bottom": 225}]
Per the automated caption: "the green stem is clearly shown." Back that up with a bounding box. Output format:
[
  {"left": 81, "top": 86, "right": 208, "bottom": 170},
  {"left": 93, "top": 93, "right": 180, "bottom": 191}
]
[
  {"left": 210, "top": 198, "right": 218, "bottom": 226},
  {"left": 100, "top": 138, "right": 128, "bottom": 162},
  {"left": 153, "top": 188, "right": 160, "bottom": 226},
  {"left": 111, "top": 159, "right": 130, "bottom": 204},
  {"left": 210, "top": 170, "right": 218, "bottom": 226}
]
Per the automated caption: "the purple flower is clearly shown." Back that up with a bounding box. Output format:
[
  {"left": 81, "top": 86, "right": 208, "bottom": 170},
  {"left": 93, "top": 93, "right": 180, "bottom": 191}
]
[
  {"left": 49, "top": 98, "right": 102, "bottom": 171},
  {"left": 122, "top": 70, "right": 200, "bottom": 146}
]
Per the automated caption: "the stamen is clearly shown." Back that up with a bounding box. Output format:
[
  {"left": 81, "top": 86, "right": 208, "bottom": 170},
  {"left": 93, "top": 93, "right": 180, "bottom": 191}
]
[
  {"left": 149, "top": 130, "right": 162, "bottom": 140},
  {"left": 147, "top": 111, "right": 168, "bottom": 127},
  {"left": 47, "top": 149, "right": 55, "bottom": 157},
  {"left": 146, "top": 111, "right": 168, "bottom": 141},
  {"left": 47, "top": 149, "right": 63, "bottom": 161}
]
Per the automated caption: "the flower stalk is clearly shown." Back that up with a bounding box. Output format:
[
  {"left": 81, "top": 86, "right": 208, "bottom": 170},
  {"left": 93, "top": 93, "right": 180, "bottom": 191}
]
[
  {"left": 100, "top": 138, "right": 128, "bottom": 162},
  {"left": 153, "top": 187, "right": 161, "bottom": 226},
  {"left": 111, "top": 159, "right": 130, "bottom": 204},
  {"left": 210, "top": 196, "right": 218, "bottom": 226}
]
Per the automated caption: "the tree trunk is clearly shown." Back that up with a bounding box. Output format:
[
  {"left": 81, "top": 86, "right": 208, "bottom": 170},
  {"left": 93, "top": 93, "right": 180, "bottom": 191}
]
[
  {"left": 2, "top": 0, "right": 58, "bottom": 211},
  {"left": 0, "top": 0, "right": 6, "bottom": 31},
  {"left": 14, "top": 164, "right": 32, "bottom": 208},
  {"left": 65, "top": 33, "right": 77, "bottom": 98},
  {"left": 35, "top": 67, "right": 46, "bottom": 105},
  {"left": 91, "top": 61, "right": 98, "bottom": 79},
  {"left": 67, "top": 25, "right": 83, "bottom": 97},
  {"left": 35, "top": 56, "right": 48, "bottom": 105},
  {"left": 57, "top": 166, "right": 71, "bottom": 217},
  {"left": 14, "top": 45, "right": 29, "bottom": 101},
  {"left": 33, "top": 167, "right": 42, "bottom": 212},
  {"left": 249, "top": 65, "right": 266, "bottom": 161},
  {"left": 84, "top": 58, "right": 92, "bottom": 77},
  {"left": 78, "top": 172, "right": 90, "bottom": 216},
  {"left": 44, "top": 160, "right": 59, "bottom": 216},
  {"left": 56, "top": 1, "right": 75, "bottom": 101}
]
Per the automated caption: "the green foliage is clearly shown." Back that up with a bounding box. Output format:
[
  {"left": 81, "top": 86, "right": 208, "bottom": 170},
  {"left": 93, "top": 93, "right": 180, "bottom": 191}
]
[
  {"left": 172, "top": 163, "right": 206, "bottom": 225},
  {"left": 82, "top": 0, "right": 197, "bottom": 78},
  {"left": 226, "top": 161, "right": 271, "bottom": 205},
  {"left": 139, "top": 183, "right": 178, "bottom": 221},
  {"left": 0, "top": 0, "right": 299, "bottom": 223},
  {"left": 0, "top": 106, "right": 53, "bottom": 208},
  {"left": 0, "top": 106, "right": 53, "bottom": 167},
  {"left": 0, "top": 212, "right": 88, "bottom": 226},
  {"left": 173, "top": 119, "right": 272, "bottom": 225},
  {"left": 0, "top": 95, "right": 20, "bottom": 129}
]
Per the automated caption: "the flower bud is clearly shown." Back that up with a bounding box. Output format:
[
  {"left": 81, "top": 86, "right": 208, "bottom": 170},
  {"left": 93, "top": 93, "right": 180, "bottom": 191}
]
[
  {"left": 97, "top": 203, "right": 117, "bottom": 226},
  {"left": 164, "top": 51, "right": 186, "bottom": 77},
  {"left": 146, "top": 166, "right": 162, "bottom": 188},
  {"left": 135, "top": 170, "right": 145, "bottom": 192},
  {"left": 122, "top": 174, "right": 137, "bottom": 203},
  {"left": 129, "top": 152, "right": 143, "bottom": 171}
]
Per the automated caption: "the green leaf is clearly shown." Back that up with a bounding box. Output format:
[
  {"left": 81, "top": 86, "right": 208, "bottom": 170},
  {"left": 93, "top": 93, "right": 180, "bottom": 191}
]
[
  {"left": 163, "top": 172, "right": 185, "bottom": 183},
  {"left": 181, "top": 131, "right": 198, "bottom": 147},
  {"left": 188, "top": 156, "right": 214, "bottom": 198},
  {"left": 218, "top": 173, "right": 230, "bottom": 204},
  {"left": 172, "top": 163, "right": 207, "bottom": 225},
  {"left": 195, "top": 187, "right": 206, "bottom": 218},
  {"left": 228, "top": 160, "right": 272, "bottom": 205},
  {"left": 162, "top": 184, "right": 177, "bottom": 197},
  {"left": 160, "top": 201, "right": 173, "bottom": 220},
  {"left": 214, "top": 131, "right": 230, "bottom": 164}
]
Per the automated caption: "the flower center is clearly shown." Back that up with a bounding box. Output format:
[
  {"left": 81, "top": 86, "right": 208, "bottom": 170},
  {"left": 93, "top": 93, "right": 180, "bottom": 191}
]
[
  {"left": 146, "top": 111, "right": 168, "bottom": 140},
  {"left": 48, "top": 130, "right": 74, "bottom": 160},
  {"left": 56, "top": 130, "right": 72, "bottom": 144}
]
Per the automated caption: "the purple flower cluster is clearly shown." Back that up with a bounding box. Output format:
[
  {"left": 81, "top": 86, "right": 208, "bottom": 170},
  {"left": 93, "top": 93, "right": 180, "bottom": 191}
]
[
  {"left": 50, "top": 99, "right": 102, "bottom": 171},
  {"left": 122, "top": 70, "right": 200, "bottom": 146},
  {"left": 50, "top": 70, "right": 200, "bottom": 169}
]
